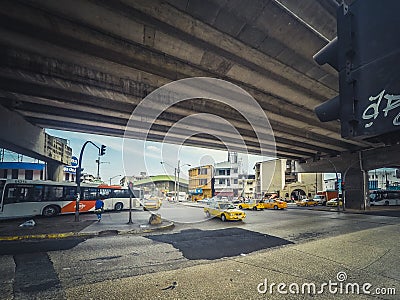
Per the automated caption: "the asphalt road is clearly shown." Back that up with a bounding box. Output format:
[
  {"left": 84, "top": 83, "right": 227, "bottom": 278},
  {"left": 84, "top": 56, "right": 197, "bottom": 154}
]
[{"left": 1, "top": 204, "right": 399, "bottom": 299}]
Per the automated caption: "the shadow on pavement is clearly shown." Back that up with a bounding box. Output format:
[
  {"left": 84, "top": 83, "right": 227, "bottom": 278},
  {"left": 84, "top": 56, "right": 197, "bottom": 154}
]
[
  {"left": 146, "top": 228, "right": 293, "bottom": 260},
  {"left": 0, "top": 214, "right": 96, "bottom": 237}
]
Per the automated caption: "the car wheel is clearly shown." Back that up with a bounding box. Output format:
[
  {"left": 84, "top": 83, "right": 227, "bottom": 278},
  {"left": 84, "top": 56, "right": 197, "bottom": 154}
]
[
  {"left": 205, "top": 211, "right": 211, "bottom": 218},
  {"left": 252, "top": 206, "right": 257, "bottom": 211},
  {"left": 385, "top": 201, "right": 389, "bottom": 206},
  {"left": 239, "top": 205, "right": 243, "bottom": 209},
  {"left": 273, "top": 205, "right": 278, "bottom": 210},
  {"left": 305, "top": 203, "right": 309, "bottom": 207},
  {"left": 114, "top": 202, "right": 123, "bottom": 211},
  {"left": 42, "top": 205, "right": 60, "bottom": 217},
  {"left": 221, "top": 214, "right": 226, "bottom": 222}
]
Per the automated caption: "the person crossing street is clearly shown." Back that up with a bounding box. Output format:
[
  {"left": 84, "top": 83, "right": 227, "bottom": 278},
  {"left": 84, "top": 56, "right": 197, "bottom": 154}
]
[{"left": 95, "top": 198, "right": 104, "bottom": 222}]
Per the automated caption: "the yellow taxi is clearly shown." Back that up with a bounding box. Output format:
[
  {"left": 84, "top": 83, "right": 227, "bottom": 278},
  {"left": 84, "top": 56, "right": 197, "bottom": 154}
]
[
  {"left": 261, "top": 198, "right": 288, "bottom": 210},
  {"left": 143, "top": 197, "right": 161, "bottom": 210},
  {"left": 204, "top": 202, "right": 246, "bottom": 222},
  {"left": 296, "top": 199, "right": 318, "bottom": 207},
  {"left": 237, "top": 200, "right": 264, "bottom": 210},
  {"left": 326, "top": 198, "right": 343, "bottom": 207}
]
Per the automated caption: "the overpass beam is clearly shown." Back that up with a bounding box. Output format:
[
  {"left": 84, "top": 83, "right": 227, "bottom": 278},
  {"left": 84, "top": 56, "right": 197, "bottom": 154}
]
[
  {"left": 46, "top": 162, "right": 64, "bottom": 182},
  {"left": 296, "top": 151, "right": 368, "bottom": 210},
  {"left": 0, "top": 105, "right": 70, "bottom": 178},
  {"left": 343, "top": 166, "right": 369, "bottom": 210},
  {"left": 0, "top": 105, "right": 46, "bottom": 159}
]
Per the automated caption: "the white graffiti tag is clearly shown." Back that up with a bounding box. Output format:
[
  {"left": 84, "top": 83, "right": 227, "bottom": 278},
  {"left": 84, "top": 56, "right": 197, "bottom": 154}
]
[{"left": 362, "top": 90, "right": 400, "bottom": 128}]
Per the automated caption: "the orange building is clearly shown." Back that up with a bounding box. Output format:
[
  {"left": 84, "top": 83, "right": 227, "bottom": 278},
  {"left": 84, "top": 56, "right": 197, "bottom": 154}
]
[{"left": 188, "top": 165, "right": 214, "bottom": 201}]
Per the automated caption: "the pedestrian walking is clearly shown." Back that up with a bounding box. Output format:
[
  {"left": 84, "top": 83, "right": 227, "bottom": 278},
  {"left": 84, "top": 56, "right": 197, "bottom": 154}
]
[{"left": 95, "top": 198, "right": 104, "bottom": 222}]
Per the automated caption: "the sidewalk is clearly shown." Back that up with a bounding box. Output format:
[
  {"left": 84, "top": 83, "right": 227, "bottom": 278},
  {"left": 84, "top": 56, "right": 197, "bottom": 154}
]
[
  {"left": 65, "top": 222, "right": 400, "bottom": 299},
  {"left": 0, "top": 210, "right": 174, "bottom": 241}
]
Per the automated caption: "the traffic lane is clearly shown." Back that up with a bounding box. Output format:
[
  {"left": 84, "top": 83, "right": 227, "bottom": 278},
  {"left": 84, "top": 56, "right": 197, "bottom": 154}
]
[
  {"left": 0, "top": 238, "right": 87, "bottom": 256},
  {"left": 169, "top": 205, "right": 400, "bottom": 244}
]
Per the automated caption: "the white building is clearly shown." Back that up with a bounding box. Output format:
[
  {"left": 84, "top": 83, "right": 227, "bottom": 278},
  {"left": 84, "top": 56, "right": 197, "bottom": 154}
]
[
  {"left": 254, "top": 159, "right": 323, "bottom": 199},
  {"left": 0, "top": 162, "right": 45, "bottom": 180},
  {"left": 238, "top": 174, "right": 256, "bottom": 199},
  {"left": 368, "top": 168, "right": 400, "bottom": 190},
  {"left": 213, "top": 153, "right": 239, "bottom": 198}
]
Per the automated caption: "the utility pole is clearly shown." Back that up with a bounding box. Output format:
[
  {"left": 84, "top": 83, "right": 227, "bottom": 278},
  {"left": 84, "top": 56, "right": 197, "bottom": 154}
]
[
  {"left": 174, "top": 168, "right": 177, "bottom": 201},
  {"left": 177, "top": 160, "right": 180, "bottom": 202},
  {"left": 96, "top": 156, "right": 100, "bottom": 179}
]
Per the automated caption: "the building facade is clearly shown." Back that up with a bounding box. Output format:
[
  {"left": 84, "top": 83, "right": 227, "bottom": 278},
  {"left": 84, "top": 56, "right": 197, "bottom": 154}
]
[
  {"left": 368, "top": 168, "right": 400, "bottom": 190},
  {"left": 188, "top": 165, "right": 213, "bottom": 201},
  {"left": 133, "top": 175, "right": 188, "bottom": 198},
  {"left": 238, "top": 174, "right": 256, "bottom": 199},
  {"left": 213, "top": 161, "right": 239, "bottom": 198},
  {"left": 255, "top": 159, "right": 323, "bottom": 200},
  {"left": 0, "top": 162, "right": 45, "bottom": 180}
]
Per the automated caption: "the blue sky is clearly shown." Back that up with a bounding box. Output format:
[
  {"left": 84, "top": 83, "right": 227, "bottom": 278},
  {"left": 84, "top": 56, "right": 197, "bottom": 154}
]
[{"left": 45, "top": 129, "right": 265, "bottom": 184}]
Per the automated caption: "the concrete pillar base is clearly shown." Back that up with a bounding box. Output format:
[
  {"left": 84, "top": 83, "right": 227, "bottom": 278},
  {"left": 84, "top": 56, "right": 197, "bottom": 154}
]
[
  {"left": 46, "top": 162, "right": 64, "bottom": 181},
  {"left": 344, "top": 167, "right": 368, "bottom": 210}
]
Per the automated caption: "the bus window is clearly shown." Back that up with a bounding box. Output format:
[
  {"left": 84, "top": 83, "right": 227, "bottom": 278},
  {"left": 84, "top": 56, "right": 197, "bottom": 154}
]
[
  {"left": 44, "top": 185, "right": 64, "bottom": 202},
  {"left": 99, "top": 188, "right": 112, "bottom": 199},
  {"left": 82, "top": 187, "right": 99, "bottom": 200},
  {"left": 64, "top": 186, "right": 77, "bottom": 201},
  {"left": 113, "top": 189, "right": 130, "bottom": 198},
  {"left": 33, "top": 185, "right": 43, "bottom": 202},
  {"left": 4, "top": 186, "right": 18, "bottom": 204},
  {"left": 4, "top": 185, "right": 36, "bottom": 204}
]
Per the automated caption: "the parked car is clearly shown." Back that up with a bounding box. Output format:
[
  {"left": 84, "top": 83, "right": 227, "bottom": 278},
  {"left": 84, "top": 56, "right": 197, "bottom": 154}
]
[
  {"left": 261, "top": 198, "right": 288, "bottom": 210},
  {"left": 326, "top": 198, "right": 343, "bottom": 207},
  {"left": 238, "top": 200, "right": 263, "bottom": 210},
  {"left": 204, "top": 202, "right": 246, "bottom": 222},
  {"left": 296, "top": 199, "right": 318, "bottom": 207}
]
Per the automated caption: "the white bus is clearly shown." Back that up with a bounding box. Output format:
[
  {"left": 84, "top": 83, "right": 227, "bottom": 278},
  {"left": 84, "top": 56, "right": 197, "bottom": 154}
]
[
  {"left": 369, "top": 190, "right": 400, "bottom": 206},
  {"left": 0, "top": 179, "right": 143, "bottom": 219}
]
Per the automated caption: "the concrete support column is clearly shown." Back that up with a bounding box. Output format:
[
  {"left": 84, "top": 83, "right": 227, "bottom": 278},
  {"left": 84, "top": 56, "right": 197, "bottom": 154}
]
[
  {"left": 343, "top": 164, "right": 369, "bottom": 210},
  {"left": 46, "top": 162, "right": 64, "bottom": 182}
]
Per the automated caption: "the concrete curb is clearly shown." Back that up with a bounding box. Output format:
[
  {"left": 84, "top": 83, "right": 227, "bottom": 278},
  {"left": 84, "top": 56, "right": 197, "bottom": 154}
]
[{"left": 0, "top": 221, "right": 175, "bottom": 241}]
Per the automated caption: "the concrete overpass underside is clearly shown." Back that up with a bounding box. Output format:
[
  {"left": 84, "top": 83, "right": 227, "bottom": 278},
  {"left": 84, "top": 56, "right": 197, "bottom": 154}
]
[
  {"left": 1, "top": 0, "right": 399, "bottom": 204},
  {"left": 1, "top": 0, "right": 382, "bottom": 161}
]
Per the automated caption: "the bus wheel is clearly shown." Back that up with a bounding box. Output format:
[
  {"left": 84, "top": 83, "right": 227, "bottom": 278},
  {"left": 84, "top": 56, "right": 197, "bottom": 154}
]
[
  {"left": 114, "top": 202, "right": 123, "bottom": 211},
  {"left": 42, "top": 205, "right": 59, "bottom": 217}
]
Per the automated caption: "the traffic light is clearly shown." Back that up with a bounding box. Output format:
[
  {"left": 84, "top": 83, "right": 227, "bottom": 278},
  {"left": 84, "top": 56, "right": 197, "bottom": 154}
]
[
  {"left": 128, "top": 181, "right": 134, "bottom": 197},
  {"left": 100, "top": 145, "right": 106, "bottom": 156},
  {"left": 76, "top": 167, "right": 84, "bottom": 183},
  {"left": 314, "top": 0, "right": 400, "bottom": 143}
]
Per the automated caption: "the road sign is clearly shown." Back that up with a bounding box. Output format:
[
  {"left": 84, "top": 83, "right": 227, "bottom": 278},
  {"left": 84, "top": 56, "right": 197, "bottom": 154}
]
[{"left": 71, "top": 156, "right": 78, "bottom": 167}]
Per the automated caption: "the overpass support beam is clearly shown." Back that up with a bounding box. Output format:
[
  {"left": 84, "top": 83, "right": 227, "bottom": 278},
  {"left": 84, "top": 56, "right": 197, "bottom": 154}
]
[
  {"left": 296, "top": 145, "right": 400, "bottom": 210},
  {"left": 343, "top": 165, "right": 369, "bottom": 210},
  {"left": 46, "top": 162, "right": 64, "bottom": 182},
  {"left": 0, "top": 105, "right": 46, "bottom": 160},
  {"left": 0, "top": 105, "right": 70, "bottom": 178}
]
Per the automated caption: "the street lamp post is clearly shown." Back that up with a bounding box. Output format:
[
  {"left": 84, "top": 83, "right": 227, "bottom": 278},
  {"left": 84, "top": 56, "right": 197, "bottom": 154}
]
[
  {"left": 161, "top": 162, "right": 177, "bottom": 200},
  {"left": 109, "top": 174, "right": 122, "bottom": 185},
  {"left": 177, "top": 160, "right": 191, "bottom": 202}
]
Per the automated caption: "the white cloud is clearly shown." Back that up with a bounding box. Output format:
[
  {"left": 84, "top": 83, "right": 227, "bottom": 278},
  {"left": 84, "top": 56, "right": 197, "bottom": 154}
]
[{"left": 146, "top": 145, "right": 161, "bottom": 153}]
